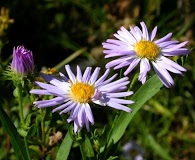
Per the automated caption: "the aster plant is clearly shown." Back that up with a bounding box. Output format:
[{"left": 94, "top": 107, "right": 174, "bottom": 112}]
[
  {"left": 102, "top": 22, "right": 190, "bottom": 88},
  {"left": 2, "top": 45, "right": 35, "bottom": 160},
  {"left": 0, "top": 20, "right": 191, "bottom": 160},
  {"left": 30, "top": 64, "right": 134, "bottom": 133}
]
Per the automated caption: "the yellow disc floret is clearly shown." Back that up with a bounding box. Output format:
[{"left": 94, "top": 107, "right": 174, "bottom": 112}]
[
  {"left": 134, "top": 40, "right": 160, "bottom": 61},
  {"left": 70, "top": 81, "right": 95, "bottom": 103}
]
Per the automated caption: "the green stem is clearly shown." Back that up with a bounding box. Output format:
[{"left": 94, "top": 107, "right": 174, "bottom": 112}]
[
  {"left": 24, "top": 138, "right": 31, "bottom": 159},
  {"left": 41, "top": 109, "right": 46, "bottom": 157},
  {"left": 17, "top": 85, "right": 24, "bottom": 124},
  {"left": 17, "top": 84, "right": 31, "bottom": 160},
  {"left": 129, "top": 73, "right": 139, "bottom": 91},
  {"left": 60, "top": 114, "right": 75, "bottom": 141}
]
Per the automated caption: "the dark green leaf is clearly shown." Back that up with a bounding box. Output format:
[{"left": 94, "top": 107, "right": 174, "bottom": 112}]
[
  {"left": 0, "top": 106, "right": 29, "bottom": 160},
  {"left": 146, "top": 134, "right": 173, "bottom": 160},
  {"left": 27, "top": 124, "right": 37, "bottom": 137},
  {"left": 80, "top": 133, "right": 95, "bottom": 160},
  {"left": 25, "top": 112, "right": 36, "bottom": 128},
  {"left": 107, "top": 74, "right": 163, "bottom": 146},
  {"left": 56, "top": 132, "right": 73, "bottom": 160}
]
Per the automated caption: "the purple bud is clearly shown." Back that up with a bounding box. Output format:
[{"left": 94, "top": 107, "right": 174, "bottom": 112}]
[{"left": 11, "top": 45, "right": 34, "bottom": 75}]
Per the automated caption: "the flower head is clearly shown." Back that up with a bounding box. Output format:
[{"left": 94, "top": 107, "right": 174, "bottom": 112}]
[
  {"left": 11, "top": 45, "right": 34, "bottom": 76},
  {"left": 102, "top": 22, "right": 190, "bottom": 88},
  {"left": 30, "top": 65, "right": 134, "bottom": 133}
]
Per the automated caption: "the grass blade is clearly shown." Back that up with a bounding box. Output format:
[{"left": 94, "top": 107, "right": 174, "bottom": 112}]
[
  {"left": 0, "top": 106, "right": 29, "bottom": 160},
  {"left": 56, "top": 132, "right": 73, "bottom": 160},
  {"left": 107, "top": 74, "right": 163, "bottom": 146}
]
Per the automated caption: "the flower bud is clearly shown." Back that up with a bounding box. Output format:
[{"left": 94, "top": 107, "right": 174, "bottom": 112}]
[{"left": 11, "top": 45, "right": 34, "bottom": 76}]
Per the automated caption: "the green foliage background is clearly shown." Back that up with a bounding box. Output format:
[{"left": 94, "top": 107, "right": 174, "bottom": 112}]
[{"left": 0, "top": 0, "right": 195, "bottom": 159}]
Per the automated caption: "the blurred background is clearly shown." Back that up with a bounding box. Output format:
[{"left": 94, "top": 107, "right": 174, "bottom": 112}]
[{"left": 0, "top": 0, "right": 195, "bottom": 159}]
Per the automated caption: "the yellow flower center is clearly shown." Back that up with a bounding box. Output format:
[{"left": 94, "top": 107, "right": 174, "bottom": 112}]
[
  {"left": 134, "top": 40, "right": 160, "bottom": 61},
  {"left": 70, "top": 82, "right": 95, "bottom": 103}
]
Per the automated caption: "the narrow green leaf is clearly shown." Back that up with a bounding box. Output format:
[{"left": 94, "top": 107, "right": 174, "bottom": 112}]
[
  {"left": 147, "top": 134, "right": 173, "bottom": 160},
  {"left": 54, "top": 47, "right": 86, "bottom": 70},
  {"left": 80, "top": 134, "right": 95, "bottom": 160},
  {"left": 135, "top": 112, "right": 173, "bottom": 160},
  {"left": 107, "top": 75, "right": 163, "bottom": 146},
  {"left": 25, "top": 112, "right": 36, "bottom": 127},
  {"left": 27, "top": 124, "right": 37, "bottom": 137},
  {"left": 56, "top": 132, "right": 73, "bottom": 160},
  {"left": 0, "top": 106, "right": 29, "bottom": 160}
]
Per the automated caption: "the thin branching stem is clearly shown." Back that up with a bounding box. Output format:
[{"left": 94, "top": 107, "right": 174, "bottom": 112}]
[{"left": 17, "top": 84, "right": 31, "bottom": 160}]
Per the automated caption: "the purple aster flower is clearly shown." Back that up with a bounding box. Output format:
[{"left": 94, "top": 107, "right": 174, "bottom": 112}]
[
  {"left": 123, "top": 141, "right": 144, "bottom": 160},
  {"left": 11, "top": 45, "right": 34, "bottom": 75},
  {"left": 102, "top": 21, "right": 190, "bottom": 88},
  {"left": 30, "top": 65, "right": 134, "bottom": 133}
]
